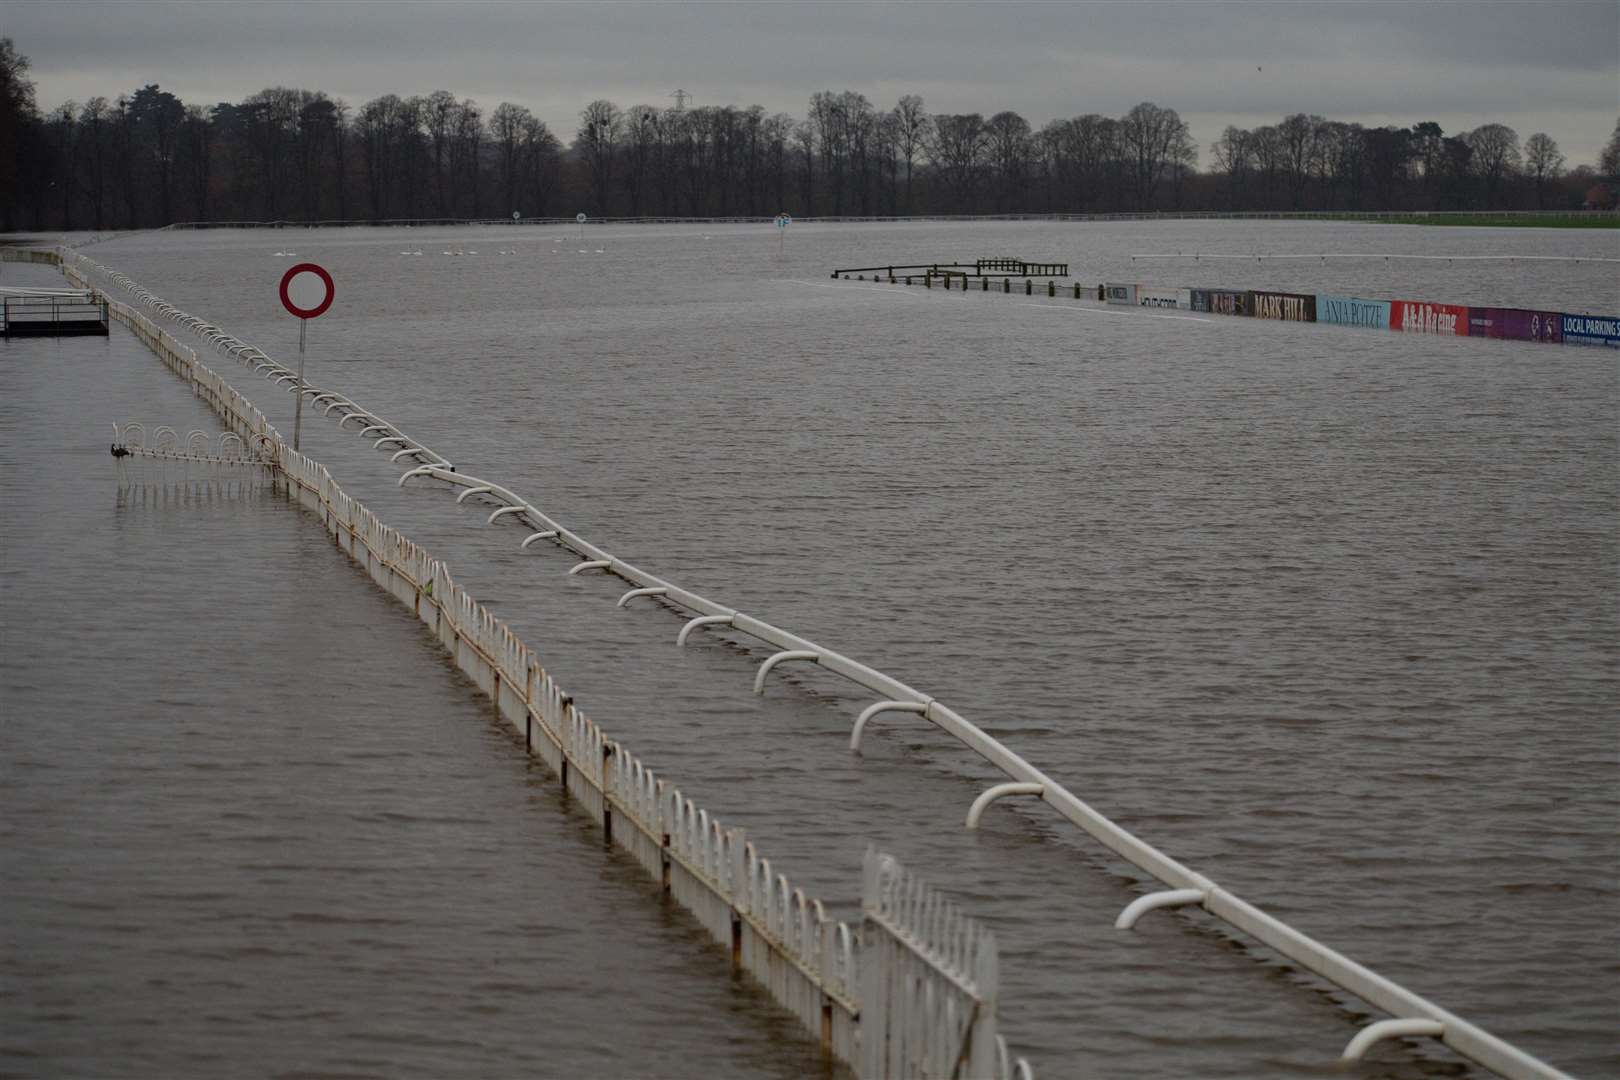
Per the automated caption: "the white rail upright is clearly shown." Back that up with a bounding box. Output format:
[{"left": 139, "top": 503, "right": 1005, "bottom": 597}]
[
  {"left": 52, "top": 245, "right": 1579, "bottom": 1080},
  {"left": 861, "top": 848, "right": 1016, "bottom": 1080}
]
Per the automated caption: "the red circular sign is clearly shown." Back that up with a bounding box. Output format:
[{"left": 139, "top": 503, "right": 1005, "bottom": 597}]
[{"left": 279, "top": 262, "right": 334, "bottom": 319}]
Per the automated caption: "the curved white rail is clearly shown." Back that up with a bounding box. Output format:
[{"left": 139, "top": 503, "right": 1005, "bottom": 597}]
[
  {"left": 965, "top": 782, "right": 1045, "bottom": 829},
  {"left": 61, "top": 247, "right": 1575, "bottom": 1080},
  {"left": 753, "top": 650, "right": 820, "bottom": 694},
  {"left": 1114, "top": 888, "right": 1206, "bottom": 930},
  {"left": 678, "top": 613, "right": 735, "bottom": 646},
  {"left": 849, "top": 700, "right": 928, "bottom": 753},
  {"left": 1342, "top": 1018, "right": 1448, "bottom": 1062}
]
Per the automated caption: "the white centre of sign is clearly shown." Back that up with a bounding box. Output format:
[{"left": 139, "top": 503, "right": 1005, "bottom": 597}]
[{"left": 286, "top": 271, "right": 328, "bottom": 311}]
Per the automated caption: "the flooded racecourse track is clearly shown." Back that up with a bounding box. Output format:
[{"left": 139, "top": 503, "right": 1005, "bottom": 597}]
[{"left": 3, "top": 219, "right": 1616, "bottom": 1078}]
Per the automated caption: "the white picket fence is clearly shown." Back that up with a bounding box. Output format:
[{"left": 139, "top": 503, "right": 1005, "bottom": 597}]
[{"left": 22, "top": 244, "right": 1033, "bottom": 1080}]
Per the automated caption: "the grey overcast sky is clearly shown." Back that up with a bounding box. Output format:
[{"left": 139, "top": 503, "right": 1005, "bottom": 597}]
[{"left": 7, "top": 0, "right": 1619, "bottom": 164}]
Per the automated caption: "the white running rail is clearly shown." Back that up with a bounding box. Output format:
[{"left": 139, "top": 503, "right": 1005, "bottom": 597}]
[{"left": 53, "top": 246, "right": 1577, "bottom": 1080}]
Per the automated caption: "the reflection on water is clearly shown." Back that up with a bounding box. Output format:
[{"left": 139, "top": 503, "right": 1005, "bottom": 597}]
[{"left": 114, "top": 476, "right": 276, "bottom": 505}]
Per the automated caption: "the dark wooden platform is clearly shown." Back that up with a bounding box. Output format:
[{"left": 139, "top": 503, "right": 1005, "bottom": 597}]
[
  {"left": 3, "top": 298, "right": 110, "bottom": 338},
  {"left": 830, "top": 258, "right": 1070, "bottom": 280}
]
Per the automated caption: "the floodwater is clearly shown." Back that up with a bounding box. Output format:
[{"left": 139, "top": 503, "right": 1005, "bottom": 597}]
[{"left": 3, "top": 220, "right": 1617, "bottom": 1079}]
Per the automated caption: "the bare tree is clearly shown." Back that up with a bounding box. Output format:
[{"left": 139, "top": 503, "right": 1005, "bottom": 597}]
[
  {"left": 891, "top": 94, "right": 929, "bottom": 213},
  {"left": 1466, "top": 123, "right": 1519, "bottom": 208},
  {"left": 792, "top": 118, "right": 815, "bottom": 214},
  {"left": 453, "top": 98, "right": 482, "bottom": 217},
  {"left": 763, "top": 112, "right": 793, "bottom": 212},
  {"left": 1522, "top": 133, "right": 1564, "bottom": 208},
  {"left": 1320, "top": 121, "right": 1366, "bottom": 209},
  {"left": 1210, "top": 125, "right": 1251, "bottom": 209},
  {"left": 928, "top": 113, "right": 987, "bottom": 210},
  {"left": 357, "top": 94, "right": 401, "bottom": 220},
  {"left": 985, "top": 110, "right": 1032, "bottom": 211},
  {"left": 1597, "top": 117, "right": 1618, "bottom": 176},
  {"left": 1119, "top": 102, "right": 1187, "bottom": 209},
  {"left": 522, "top": 114, "right": 561, "bottom": 217},
  {"left": 48, "top": 102, "right": 76, "bottom": 228},
  {"left": 808, "top": 91, "right": 845, "bottom": 214},
  {"left": 577, "top": 98, "right": 621, "bottom": 214},
  {"left": 331, "top": 99, "right": 349, "bottom": 221},
  {"left": 1250, "top": 124, "right": 1284, "bottom": 208},
  {"left": 491, "top": 101, "right": 532, "bottom": 216},
  {"left": 422, "top": 90, "right": 458, "bottom": 216},
  {"left": 0, "top": 37, "right": 35, "bottom": 229},
  {"left": 1168, "top": 123, "right": 1197, "bottom": 208},
  {"left": 840, "top": 92, "right": 876, "bottom": 215},
  {"left": 620, "top": 105, "right": 659, "bottom": 216},
  {"left": 78, "top": 97, "right": 109, "bottom": 228},
  {"left": 1277, "top": 112, "right": 1327, "bottom": 208}
]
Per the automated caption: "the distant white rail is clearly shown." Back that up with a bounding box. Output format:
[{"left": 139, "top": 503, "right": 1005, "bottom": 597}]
[{"left": 54, "top": 245, "right": 1576, "bottom": 1080}]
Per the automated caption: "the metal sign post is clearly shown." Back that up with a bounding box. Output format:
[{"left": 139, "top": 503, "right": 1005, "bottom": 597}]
[{"left": 278, "top": 262, "right": 335, "bottom": 452}]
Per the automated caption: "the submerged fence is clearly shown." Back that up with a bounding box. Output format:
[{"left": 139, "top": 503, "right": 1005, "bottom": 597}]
[
  {"left": 37, "top": 242, "right": 1582, "bottom": 1079},
  {"left": 20, "top": 244, "right": 1033, "bottom": 1080},
  {"left": 826, "top": 266, "right": 1619, "bottom": 347}
]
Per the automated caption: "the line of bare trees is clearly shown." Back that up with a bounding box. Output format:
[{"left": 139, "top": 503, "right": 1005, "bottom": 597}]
[
  {"left": 3, "top": 38, "right": 1617, "bottom": 232},
  {"left": 1207, "top": 116, "right": 1607, "bottom": 212}
]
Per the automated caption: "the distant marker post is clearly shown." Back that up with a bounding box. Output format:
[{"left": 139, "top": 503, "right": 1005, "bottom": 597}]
[
  {"left": 775, "top": 211, "right": 791, "bottom": 254},
  {"left": 278, "top": 262, "right": 335, "bottom": 452},
  {"left": 577, "top": 211, "right": 587, "bottom": 242}
]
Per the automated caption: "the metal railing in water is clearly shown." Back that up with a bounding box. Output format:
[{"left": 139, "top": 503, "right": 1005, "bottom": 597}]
[
  {"left": 69, "top": 265, "right": 1033, "bottom": 1080},
  {"left": 53, "top": 245, "right": 1577, "bottom": 1080}
]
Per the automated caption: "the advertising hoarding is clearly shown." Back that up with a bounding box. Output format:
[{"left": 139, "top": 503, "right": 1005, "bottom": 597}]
[
  {"left": 1104, "top": 283, "right": 1138, "bottom": 306},
  {"left": 1317, "top": 295, "right": 1390, "bottom": 329},
  {"left": 1251, "top": 291, "right": 1317, "bottom": 322},
  {"left": 1391, "top": 300, "right": 1469, "bottom": 336},
  {"left": 1189, "top": 289, "right": 1250, "bottom": 316},
  {"left": 1137, "top": 287, "right": 1193, "bottom": 310},
  {"left": 1561, "top": 313, "right": 1620, "bottom": 347},
  {"left": 1469, "top": 308, "right": 1563, "bottom": 343}
]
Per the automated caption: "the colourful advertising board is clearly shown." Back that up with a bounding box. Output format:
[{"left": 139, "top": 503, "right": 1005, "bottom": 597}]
[
  {"left": 1468, "top": 308, "right": 1563, "bottom": 343},
  {"left": 1391, "top": 300, "right": 1469, "bottom": 336},
  {"left": 1251, "top": 291, "right": 1317, "bottom": 322},
  {"left": 1317, "top": 295, "right": 1391, "bottom": 329},
  {"left": 1189, "top": 289, "right": 1250, "bottom": 316},
  {"left": 1104, "top": 283, "right": 1138, "bottom": 306},
  {"left": 1561, "top": 313, "right": 1620, "bottom": 347},
  {"left": 1137, "top": 287, "right": 1193, "bottom": 310}
]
